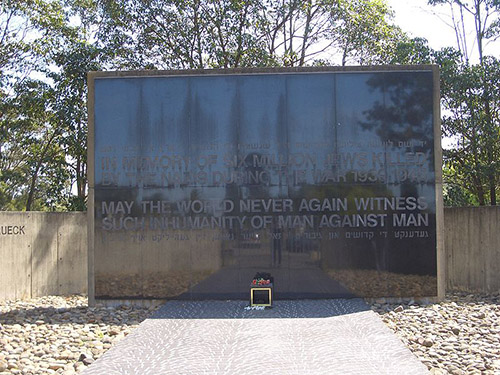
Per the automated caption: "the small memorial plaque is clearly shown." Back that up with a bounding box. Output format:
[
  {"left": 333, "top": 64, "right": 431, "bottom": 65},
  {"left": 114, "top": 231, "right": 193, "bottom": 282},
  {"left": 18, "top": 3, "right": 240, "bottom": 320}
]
[{"left": 250, "top": 288, "right": 273, "bottom": 307}]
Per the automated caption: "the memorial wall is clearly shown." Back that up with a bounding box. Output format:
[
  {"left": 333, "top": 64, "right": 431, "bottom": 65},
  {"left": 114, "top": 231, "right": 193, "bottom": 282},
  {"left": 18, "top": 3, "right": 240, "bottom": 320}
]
[{"left": 88, "top": 67, "right": 441, "bottom": 301}]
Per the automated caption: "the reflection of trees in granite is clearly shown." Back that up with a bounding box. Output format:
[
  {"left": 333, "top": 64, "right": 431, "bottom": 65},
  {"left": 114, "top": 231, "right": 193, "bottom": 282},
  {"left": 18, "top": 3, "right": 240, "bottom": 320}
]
[
  {"left": 95, "top": 270, "right": 214, "bottom": 299},
  {"left": 327, "top": 269, "right": 437, "bottom": 298},
  {"left": 360, "top": 72, "right": 434, "bottom": 154}
]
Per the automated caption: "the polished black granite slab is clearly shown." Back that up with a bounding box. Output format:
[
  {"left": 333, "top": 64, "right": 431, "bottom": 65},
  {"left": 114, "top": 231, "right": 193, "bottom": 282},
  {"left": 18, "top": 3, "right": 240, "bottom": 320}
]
[{"left": 91, "top": 69, "right": 438, "bottom": 300}]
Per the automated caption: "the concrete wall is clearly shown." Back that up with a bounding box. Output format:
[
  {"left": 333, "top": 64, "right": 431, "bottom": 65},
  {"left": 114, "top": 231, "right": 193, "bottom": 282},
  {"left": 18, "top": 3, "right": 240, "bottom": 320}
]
[
  {"left": 445, "top": 206, "right": 500, "bottom": 293},
  {"left": 1, "top": 208, "right": 499, "bottom": 300},
  {"left": 0, "top": 212, "right": 87, "bottom": 300}
]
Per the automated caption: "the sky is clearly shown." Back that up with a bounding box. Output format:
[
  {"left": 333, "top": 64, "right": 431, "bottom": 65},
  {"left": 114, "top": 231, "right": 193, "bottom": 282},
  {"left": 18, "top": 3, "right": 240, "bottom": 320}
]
[{"left": 388, "top": 0, "right": 500, "bottom": 62}]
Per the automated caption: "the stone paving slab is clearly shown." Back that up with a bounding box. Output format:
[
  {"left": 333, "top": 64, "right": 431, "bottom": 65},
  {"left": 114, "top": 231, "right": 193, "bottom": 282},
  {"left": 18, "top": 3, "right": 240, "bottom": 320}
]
[{"left": 82, "top": 299, "right": 429, "bottom": 375}]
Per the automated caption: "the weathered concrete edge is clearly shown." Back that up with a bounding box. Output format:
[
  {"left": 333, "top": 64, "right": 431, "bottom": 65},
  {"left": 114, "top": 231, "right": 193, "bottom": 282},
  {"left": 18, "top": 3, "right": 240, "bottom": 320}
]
[
  {"left": 87, "top": 64, "right": 438, "bottom": 80},
  {"left": 87, "top": 73, "right": 96, "bottom": 306},
  {"left": 433, "top": 65, "right": 445, "bottom": 301}
]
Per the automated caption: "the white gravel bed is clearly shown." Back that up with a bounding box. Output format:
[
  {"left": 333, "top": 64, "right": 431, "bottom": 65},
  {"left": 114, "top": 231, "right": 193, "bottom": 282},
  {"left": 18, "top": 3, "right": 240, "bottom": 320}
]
[
  {"left": 0, "top": 292, "right": 499, "bottom": 374},
  {"left": 372, "top": 291, "right": 500, "bottom": 375},
  {"left": 0, "top": 295, "right": 157, "bottom": 374}
]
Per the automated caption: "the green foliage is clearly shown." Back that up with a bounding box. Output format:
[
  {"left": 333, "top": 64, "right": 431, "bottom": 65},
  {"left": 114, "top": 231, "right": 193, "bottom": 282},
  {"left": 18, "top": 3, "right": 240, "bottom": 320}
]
[
  {"left": 0, "top": 78, "right": 69, "bottom": 210},
  {"left": 0, "top": 0, "right": 101, "bottom": 211},
  {"left": 331, "top": 0, "right": 403, "bottom": 65},
  {"left": 442, "top": 163, "right": 479, "bottom": 206},
  {"left": 49, "top": 41, "right": 104, "bottom": 209},
  {"left": 389, "top": 37, "right": 433, "bottom": 65},
  {"left": 443, "top": 182, "right": 478, "bottom": 207},
  {"left": 1, "top": 0, "right": 497, "bottom": 210},
  {"left": 426, "top": 0, "right": 500, "bottom": 206},
  {"left": 438, "top": 55, "right": 500, "bottom": 206},
  {"left": 390, "top": 26, "right": 499, "bottom": 207},
  {"left": 90, "top": 0, "right": 401, "bottom": 68},
  {"left": 0, "top": 0, "right": 404, "bottom": 212}
]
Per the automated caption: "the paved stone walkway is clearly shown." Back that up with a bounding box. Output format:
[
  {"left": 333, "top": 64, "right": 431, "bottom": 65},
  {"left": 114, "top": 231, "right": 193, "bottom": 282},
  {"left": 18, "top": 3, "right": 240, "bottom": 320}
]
[{"left": 82, "top": 299, "right": 429, "bottom": 375}]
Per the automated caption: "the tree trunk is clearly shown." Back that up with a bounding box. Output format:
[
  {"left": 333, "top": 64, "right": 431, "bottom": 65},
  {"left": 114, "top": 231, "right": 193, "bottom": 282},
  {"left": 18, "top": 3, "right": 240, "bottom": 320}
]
[
  {"left": 25, "top": 130, "right": 58, "bottom": 211},
  {"left": 488, "top": 172, "right": 497, "bottom": 205}
]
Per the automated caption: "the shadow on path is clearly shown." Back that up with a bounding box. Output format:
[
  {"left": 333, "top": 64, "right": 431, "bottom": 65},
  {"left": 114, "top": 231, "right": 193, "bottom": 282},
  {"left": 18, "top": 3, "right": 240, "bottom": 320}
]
[
  {"left": 177, "top": 259, "right": 356, "bottom": 301},
  {"left": 152, "top": 298, "right": 370, "bottom": 319}
]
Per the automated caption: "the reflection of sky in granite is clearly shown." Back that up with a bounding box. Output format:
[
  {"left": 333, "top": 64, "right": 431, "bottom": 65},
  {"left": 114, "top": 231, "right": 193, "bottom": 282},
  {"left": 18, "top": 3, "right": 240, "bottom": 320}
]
[
  {"left": 286, "top": 74, "right": 335, "bottom": 185},
  {"left": 95, "top": 79, "right": 140, "bottom": 151},
  {"left": 238, "top": 75, "right": 286, "bottom": 148}
]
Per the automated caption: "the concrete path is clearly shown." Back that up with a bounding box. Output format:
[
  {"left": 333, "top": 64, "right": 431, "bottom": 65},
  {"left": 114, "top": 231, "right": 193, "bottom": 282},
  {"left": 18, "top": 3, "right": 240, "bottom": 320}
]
[{"left": 82, "top": 299, "right": 429, "bottom": 375}]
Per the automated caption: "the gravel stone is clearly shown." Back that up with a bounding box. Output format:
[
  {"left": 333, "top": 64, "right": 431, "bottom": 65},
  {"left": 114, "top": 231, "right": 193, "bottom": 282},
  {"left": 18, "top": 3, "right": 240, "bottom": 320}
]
[
  {"left": 394, "top": 305, "right": 404, "bottom": 313},
  {"left": 0, "top": 295, "right": 156, "bottom": 375},
  {"left": 1, "top": 292, "right": 499, "bottom": 374},
  {"left": 372, "top": 291, "right": 500, "bottom": 375}
]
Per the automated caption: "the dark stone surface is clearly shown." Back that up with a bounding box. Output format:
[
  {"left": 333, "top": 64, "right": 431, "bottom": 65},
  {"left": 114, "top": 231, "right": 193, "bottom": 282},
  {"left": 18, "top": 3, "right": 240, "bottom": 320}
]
[
  {"left": 91, "top": 69, "right": 438, "bottom": 299},
  {"left": 151, "top": 298, "right": 371, "bottom": 319},
  {"left": 176, "top": 262, "right": 355, "bottom": 300}
]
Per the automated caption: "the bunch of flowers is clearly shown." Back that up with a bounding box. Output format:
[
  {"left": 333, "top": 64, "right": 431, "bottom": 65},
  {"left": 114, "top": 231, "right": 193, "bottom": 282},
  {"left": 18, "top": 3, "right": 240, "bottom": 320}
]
[{"left": 252, "top": 277, "right": 271, "bottom": 285}]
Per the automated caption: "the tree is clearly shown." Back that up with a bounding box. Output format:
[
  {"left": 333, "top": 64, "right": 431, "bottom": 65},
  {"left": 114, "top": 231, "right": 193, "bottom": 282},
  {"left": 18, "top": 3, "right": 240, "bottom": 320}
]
[
  {"left": 428, "top": 0, "right": 500, "bottom": 64},
  {"left": 389, "top": 36, "right": 434, "bottom": 65},
  {"left": 388, "top": 33, "right": 499, "bottom": 206},
  {"left": 0, "top": 0, "right": 416, "bottom": 210},
  {"left": 48, "top": 42, "right": 104, "bottom": 210},
  {"left": 91, "top": 0, "right": 402, "bottom": 68},
  {"left": 331, "top": 0, "right": 403, "bottom": 65},
  {"left": 88, "top": 0, "right": 272, "bottom": 69},
  {"left": 0, "top": 78, "right": 70, "bottom": 210},
  {"left": 0, "top": 0, "right": 93, "bottom": 210},
  {"left": 437, "top": 52, "right": 500, "bottom": 206},
  {"left": 428, "top": 0, "right": 500, "bottom": 205}
]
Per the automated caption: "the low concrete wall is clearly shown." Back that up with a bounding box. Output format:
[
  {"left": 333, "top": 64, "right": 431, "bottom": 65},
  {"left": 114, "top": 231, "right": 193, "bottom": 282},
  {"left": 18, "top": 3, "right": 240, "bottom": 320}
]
[
  {"left": 0, "top": 212, "right": 87, "bottom": 300},
  {"left": 445, "top": 206, "right": 500, "bottom": 293},
  {"left": 1, "top": 208, "right": 499, "bottom": 300}
]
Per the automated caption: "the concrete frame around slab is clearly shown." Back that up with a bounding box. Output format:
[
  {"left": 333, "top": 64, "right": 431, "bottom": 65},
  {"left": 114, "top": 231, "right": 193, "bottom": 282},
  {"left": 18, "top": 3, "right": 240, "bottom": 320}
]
[
  {"left": 87, "top": 72, "right": 96, "bottom": 307},
  {"left": 87, "top": 65, "right": 445, "bottom": 306},
  {"left": 431, "top": 66, "right": 445, "bottom": 301}
]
